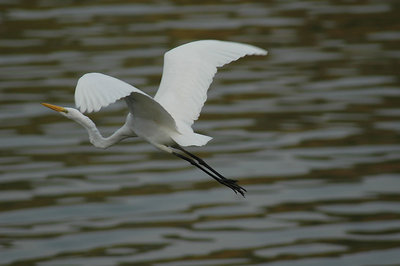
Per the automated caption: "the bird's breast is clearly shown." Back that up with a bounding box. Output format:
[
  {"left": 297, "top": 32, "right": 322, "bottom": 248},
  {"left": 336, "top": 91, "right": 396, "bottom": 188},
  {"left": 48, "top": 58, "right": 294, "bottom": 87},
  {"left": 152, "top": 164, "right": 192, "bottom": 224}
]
[{"left": 131, "top": 115, "right": 175, "bottom": 146}]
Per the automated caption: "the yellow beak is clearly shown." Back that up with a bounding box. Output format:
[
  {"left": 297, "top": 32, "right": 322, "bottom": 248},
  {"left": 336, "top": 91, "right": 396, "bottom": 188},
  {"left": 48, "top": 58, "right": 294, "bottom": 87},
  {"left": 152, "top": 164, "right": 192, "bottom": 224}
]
[{"left": 41, "top": 103, "right": 67, "bottom": 113}]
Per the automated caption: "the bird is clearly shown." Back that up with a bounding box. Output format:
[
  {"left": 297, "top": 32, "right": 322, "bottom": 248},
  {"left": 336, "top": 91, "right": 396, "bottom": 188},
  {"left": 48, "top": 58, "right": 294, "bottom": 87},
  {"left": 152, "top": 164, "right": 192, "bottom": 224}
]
[{"left": 42, "top": 40, "right": 267, "bottom": 197}]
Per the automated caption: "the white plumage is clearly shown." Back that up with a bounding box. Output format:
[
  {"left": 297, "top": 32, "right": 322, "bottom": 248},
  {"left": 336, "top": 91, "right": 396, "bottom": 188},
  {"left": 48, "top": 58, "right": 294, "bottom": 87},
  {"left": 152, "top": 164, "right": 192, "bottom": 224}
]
[
  {"left": 75, "top": 72, "right": 147, "bottom": 113},
  {"left": 42, "top": 40, "right": 267, "bottom": 196},
  {"left": 74, "top": 40, "right": 267, "bottom": 147},
  {"left": 155, "top": 40, "right": 267, "bottom": 132}
]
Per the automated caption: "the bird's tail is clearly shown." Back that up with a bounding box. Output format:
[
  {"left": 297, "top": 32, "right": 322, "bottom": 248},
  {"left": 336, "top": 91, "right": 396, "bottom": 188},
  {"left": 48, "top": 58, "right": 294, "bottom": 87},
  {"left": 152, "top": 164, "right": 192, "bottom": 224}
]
[{"left": 172, "top": 132, "right": 212, "bottom": 147}]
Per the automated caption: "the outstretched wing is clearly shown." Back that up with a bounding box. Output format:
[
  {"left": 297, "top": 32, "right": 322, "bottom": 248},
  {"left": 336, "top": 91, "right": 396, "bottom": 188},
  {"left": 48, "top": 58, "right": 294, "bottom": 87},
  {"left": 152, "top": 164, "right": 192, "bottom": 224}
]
[
  {"left": 75, "top": 72, "right": 147, "bottom": 113},
  {"left": 154, "top": 40, "right": 267, "bottom": 131}
]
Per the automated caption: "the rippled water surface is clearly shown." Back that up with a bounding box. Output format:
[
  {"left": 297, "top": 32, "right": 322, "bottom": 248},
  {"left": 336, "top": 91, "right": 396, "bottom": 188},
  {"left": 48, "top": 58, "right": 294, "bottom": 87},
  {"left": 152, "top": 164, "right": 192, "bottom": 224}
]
[{"left": 1, "top": 0, "right": 400, "bottom": 265}]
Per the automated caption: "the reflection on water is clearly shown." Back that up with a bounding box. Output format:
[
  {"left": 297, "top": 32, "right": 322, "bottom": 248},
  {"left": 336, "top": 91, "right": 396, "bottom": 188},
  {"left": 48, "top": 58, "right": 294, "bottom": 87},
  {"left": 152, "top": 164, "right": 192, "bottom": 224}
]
[{"left": 1, "top": 0, "right": 400, "bottom": 265}]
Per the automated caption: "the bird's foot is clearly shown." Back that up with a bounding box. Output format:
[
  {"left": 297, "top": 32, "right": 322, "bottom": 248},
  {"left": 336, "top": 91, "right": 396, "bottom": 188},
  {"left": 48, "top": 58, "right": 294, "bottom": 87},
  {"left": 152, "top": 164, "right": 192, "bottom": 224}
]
[{"left": 218, "top": 178, "right": 247, "bottom": 197}]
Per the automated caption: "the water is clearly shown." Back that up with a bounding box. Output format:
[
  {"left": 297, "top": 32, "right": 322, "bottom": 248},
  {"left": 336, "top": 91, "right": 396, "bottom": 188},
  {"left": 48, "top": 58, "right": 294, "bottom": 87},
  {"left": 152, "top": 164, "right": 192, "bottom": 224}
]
[{"left": 1, "top": 0, "right": 399, "bottom": 265}]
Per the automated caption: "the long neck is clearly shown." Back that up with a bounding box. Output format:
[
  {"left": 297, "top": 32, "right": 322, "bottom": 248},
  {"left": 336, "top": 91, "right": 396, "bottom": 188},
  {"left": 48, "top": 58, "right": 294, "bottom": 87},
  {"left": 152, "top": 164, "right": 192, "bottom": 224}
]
[{"left": 73, "top": 113, "right": 129, "bottom": 149}]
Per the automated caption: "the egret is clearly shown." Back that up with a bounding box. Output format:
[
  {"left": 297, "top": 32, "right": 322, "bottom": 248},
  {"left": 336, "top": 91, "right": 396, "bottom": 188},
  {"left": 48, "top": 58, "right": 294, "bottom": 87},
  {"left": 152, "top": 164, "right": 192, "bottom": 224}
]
[{"left": 42, "top": 40, "right": 267, "bottom": 197}]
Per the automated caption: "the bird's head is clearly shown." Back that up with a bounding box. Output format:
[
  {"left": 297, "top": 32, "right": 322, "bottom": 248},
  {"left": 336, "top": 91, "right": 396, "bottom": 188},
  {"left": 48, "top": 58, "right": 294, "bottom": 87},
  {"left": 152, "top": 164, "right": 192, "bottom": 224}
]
[
  {"left": 41, "top": 103, "right": 82, "bottom": 120},
  {"left": 41, "top": 102, "right": 107, "bottom": 148}
]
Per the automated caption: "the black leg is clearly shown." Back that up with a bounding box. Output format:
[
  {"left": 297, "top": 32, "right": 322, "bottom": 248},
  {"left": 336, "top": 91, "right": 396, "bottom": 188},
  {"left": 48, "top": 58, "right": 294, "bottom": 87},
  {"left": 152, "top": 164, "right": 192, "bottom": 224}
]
[
  {"left": 172, "top": 147, "right": 246, "bottom": 197},
  {"left": 174, "top": 146, "right": 235, "bottom": 182},
  {"left": 173, "top": 152, "right": 221, "bottom": 183}
]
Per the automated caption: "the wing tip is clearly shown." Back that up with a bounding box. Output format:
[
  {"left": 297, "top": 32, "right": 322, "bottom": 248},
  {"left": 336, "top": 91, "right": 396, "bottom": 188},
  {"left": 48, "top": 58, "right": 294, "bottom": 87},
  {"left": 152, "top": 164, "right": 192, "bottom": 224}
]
[
  {"left": 257, "top": 49, "right": 268, "bottom": 56},
  {"left": 209, "top": 39, "right": 268, "bottom": 55},
  {"left": 240, "top": 42, "right": 268, "bottom": 56}
]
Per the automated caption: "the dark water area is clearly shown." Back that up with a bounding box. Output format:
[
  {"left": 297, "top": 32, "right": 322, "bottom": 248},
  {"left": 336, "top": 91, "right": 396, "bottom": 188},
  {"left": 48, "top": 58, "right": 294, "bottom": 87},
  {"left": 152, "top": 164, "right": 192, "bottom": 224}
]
[{"left": 1, "top": 0, "right": 400, "bottom": 265}]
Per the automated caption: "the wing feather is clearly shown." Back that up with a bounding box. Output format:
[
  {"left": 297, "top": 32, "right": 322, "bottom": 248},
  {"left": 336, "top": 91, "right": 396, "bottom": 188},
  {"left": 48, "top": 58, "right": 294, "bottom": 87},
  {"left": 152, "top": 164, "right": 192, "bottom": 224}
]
[
  {"left": 154, "top": 40, "right": 267, "bottom": 132},
  {"left": 74, "top": 72, "right": 147, "bottom": 113}
]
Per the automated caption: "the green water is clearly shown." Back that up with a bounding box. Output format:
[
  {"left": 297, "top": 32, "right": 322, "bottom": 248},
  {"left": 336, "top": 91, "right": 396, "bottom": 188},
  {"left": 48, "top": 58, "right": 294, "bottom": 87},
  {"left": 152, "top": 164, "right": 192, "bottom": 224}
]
[{"left": 1, "top": 1, "right": 399, "bottom": 265}]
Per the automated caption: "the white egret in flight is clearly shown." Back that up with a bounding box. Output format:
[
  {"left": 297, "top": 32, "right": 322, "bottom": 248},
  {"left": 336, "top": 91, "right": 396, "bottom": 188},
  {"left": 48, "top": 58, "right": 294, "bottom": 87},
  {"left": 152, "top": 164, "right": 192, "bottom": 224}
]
[{"left": 42, "top": 40, "right": 267, "bottom": 197}]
